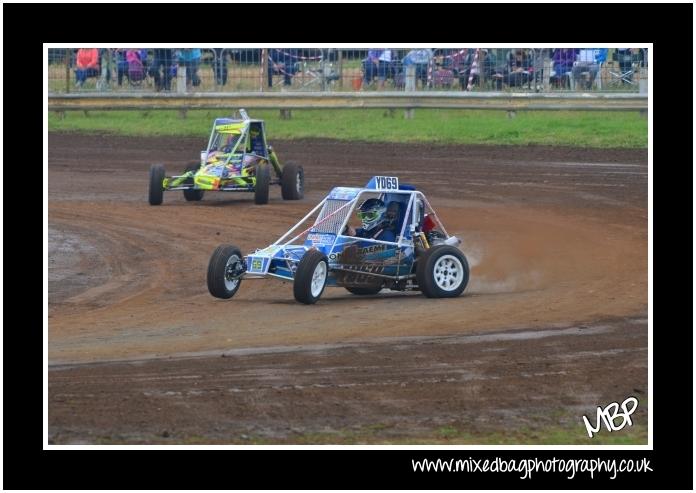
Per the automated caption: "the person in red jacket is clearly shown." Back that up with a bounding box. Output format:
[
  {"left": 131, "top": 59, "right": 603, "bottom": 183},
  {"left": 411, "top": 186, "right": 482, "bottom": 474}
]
[{"left": 75, "top": 48, "right": 100, "bottom": 87}]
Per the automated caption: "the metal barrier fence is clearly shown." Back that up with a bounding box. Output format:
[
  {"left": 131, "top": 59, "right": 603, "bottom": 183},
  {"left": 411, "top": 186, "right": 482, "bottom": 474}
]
[
  {"left": 48, "top": 92, "right": 649, "bottom": 114},
  {"left": 49, "top": 48, "right": 648, "bottom": 94}
]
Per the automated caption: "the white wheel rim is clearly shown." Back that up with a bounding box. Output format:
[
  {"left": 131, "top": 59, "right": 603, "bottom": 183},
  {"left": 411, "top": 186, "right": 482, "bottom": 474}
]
[
  {"left": 296, "top": 173, "right": 302, "bottom": 194},
  {"left": 224, "top": 254, "right": 241, "bottom": 291},
  {"left": 310, "top": 261, "right": 327, "bottom": 297},
  {"left": 433, "top": 254, "right": 463, "bottom": 291}
]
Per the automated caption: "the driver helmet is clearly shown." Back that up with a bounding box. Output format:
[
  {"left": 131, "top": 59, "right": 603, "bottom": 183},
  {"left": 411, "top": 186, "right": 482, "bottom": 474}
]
[
  {"left": 357, "top": 198, "right": 387, "bottom": 230},
  {"left": 222, "top": 135, "right": 236, "bottom": 153}
]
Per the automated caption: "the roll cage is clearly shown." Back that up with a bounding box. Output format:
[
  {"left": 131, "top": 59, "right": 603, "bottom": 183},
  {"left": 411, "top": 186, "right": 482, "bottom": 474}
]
[
  {"left": 204, "top": 109, "right": 270, "bottom": 165},
  {"left": 271, "top": 187, "right": 451, "bottom": 252},
  {"left": 240, "top": 177, "right": 458, "bottom": 286}
]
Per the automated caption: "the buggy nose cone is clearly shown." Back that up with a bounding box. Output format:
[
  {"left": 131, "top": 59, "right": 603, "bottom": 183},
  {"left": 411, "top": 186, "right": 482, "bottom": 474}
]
[{"left": 194, "top": 175, "right": 221, "bottom": 190}]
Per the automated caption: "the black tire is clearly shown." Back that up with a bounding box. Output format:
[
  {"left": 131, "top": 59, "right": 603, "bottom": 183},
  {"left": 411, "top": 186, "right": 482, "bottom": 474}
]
[
  {"left": 183, "top": 162, "right": 204, "bottom": 201},
  {"left": 254, "top": 163, "right": 270, "bottom": 204},
  {"left": 416, "top": 245, "right": 469, "bottom": 298},
  {"left": 183, "top": 188, "right": 204, "bottom": 201},
  {"left": 345, "top": 286, "right": 382, "bottom": 295},
  {"left": 293, "top": 249, "right": 329, "bottom": 304},
  {"left": 207, "top": 244, "right": 244, "bottom": 299},
  {"left": 281, "top": 161, "right": 304, "bottom": 200},
  {"left": 148, "top": 164, "right": 165, "bottom": 205}
]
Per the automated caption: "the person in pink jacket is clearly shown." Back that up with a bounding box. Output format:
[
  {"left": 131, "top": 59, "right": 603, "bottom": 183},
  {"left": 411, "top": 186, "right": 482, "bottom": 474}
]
[{"left": 75, "top": 48, "right": 100, "bottom": 87}]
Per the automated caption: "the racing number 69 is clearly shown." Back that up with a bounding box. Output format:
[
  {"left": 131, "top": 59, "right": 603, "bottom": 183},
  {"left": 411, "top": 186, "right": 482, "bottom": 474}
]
[{"left": 375, "top": 176, "right": 398, "bottom": 190}]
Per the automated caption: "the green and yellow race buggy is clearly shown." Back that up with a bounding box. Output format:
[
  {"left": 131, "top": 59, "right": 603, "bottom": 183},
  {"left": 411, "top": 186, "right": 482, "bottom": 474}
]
[{"left": 148, "top": 109, "right": 304, "bottom": 205}]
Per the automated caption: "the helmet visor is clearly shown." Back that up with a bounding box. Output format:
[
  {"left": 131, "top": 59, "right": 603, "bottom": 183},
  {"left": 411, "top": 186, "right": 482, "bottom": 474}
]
[{"left": 357, "top": 210, "right": 380, "bottom": 222}]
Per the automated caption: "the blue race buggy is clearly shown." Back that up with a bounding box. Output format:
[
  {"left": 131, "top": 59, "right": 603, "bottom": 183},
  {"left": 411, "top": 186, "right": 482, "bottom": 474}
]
[{"left": 207, "top": 176, "right": 469, "bottom": 304}]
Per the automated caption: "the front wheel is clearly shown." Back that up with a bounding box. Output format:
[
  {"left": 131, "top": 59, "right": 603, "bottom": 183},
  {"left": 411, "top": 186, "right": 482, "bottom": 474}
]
[
  {"left": 281, "top": 161, "right": 304, "bottom": 200},
  {"left": 293, "top": 249, "right": 329, "bottom": 304},
  {"left": 207, "top": 244, "right": 244, "bottom": 299},
  {"left": 254, "top": 163, "right": 270, "bottom": 204},
  {"left": 148, "top": 164, "right": 165, "bottom": 205},
  {"left": 416, "top": 245, "right": 469, "bottom": 298}
]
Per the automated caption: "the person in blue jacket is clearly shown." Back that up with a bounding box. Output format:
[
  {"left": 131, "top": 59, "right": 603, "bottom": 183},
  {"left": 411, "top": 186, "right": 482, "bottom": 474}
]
[{"left": 178, "top": 48, "right": 202, "bottom": 87}]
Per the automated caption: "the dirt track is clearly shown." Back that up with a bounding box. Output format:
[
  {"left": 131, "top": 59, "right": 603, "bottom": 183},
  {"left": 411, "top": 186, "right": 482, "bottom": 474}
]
[{"left": 48, "top": 133, "right": 648, "bottom": 444}]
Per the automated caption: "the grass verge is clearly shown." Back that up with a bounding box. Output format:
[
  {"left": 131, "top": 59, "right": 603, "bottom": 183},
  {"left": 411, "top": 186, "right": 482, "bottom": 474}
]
[{"left": 48, "top": 109, "right": 647, "bottom": 148}]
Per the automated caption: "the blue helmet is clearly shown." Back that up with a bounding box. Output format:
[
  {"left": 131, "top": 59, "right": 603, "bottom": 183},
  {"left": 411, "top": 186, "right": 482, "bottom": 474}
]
[{"left": 357, "top": 198, "right": 386, "bottom": 230}]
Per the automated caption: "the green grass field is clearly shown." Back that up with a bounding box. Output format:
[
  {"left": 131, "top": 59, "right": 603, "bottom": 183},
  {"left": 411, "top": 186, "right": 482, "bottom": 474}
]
[{"left": 48, "top": 109, "right": 647, "bottom": 148}]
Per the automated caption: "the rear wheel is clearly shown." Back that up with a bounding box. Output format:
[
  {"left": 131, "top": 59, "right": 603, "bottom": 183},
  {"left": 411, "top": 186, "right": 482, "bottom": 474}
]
[
  {"left": 281, "top": 161, "right": 304, "bottom": 200},
  {"left": 416, "top": 245, "right": 469, "bottom": 298},
  {"left": 183, "top": 162, "right": 204, "bottom": 201},
  {"left": 148, "top": 164, "right": 165, "bottom": 205},
  {"left": 293, "top": 249, "right": 329, "bottom": 304},
  {"left": 254, "top": 163, "right": 270, "bottom": 204},
  {"left": 207, "top": 244, "right": 244, "bottom": 299},
  {"left": 345, "top": 286, "right": 382, "bottom": 295}
]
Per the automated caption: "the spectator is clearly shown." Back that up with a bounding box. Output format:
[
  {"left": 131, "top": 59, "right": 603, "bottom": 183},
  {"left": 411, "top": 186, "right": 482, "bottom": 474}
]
[
  {"left": 213, "top": 48, "right": 228, "bottom": 86},
  {"left": 126, "top": 49, "right": 147, "bottom": 84},
  {"left": 74, "top": 48, "right": 100, "bottom": 87},
  {"left": 98, "top": 49, "right": 113, "bottom": 88},
  {"left": 402, "top": 49, "right": 432, "bottom": 89},
  {"left": 115, "top": 49, "right": 148, "bottom": 86},
  {"left": 362, "top": 49, "right": 380, "bottom": 87},
  {"left": 479, "top": 49, "right": 503, "bottom": 88},
  {"left": 615, "top": 48, "right": 636, "bottom": 84},
  {"left": 473, "top": 49, "right": 504, "bottom": 90},
  {"left": 268, "top": 48, "right": 298, "bottom": 88},
  {"left": 420, "top": 50, "right": 452, "bottom": 89},
  {"left": 115, "top": 49, "right": 129, "bottom": 86},
  {"left": 550, "top": 48, "right": 578, "bottom": 88},
  {"left": 149, "top": 48, "right": 174, "bottom": 91},
  {"left": 504, "top": 49, "right": 532, "bottom": 89},
  {"left": 572, "top": 48, "right": 608, "bottom": 90},
  {"left": 363, "top": 49, "right": 395, "bottom": 89},
  {"left": 427, "top": 49, "right": 502, "bottom": 91},
  {"left": 178, "top": 48, "right": 201, "bottom": 87},
  {"left": 447, "top": 48, "right": 483, "bottom": 90}
]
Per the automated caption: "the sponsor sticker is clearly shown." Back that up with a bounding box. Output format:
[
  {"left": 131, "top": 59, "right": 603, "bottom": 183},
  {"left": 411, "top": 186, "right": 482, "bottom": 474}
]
[
  {"left": 307, "top": 233, "right": 335, "bottom": 245},
  {"left": 215, "top": 123, "right": 244, "bottom": 133},
  {"left": 247, "top": 256, "right": 268, "bottom": 273},
  {"left": 329, "top": 187, "right": 359, "bottom": 200}
]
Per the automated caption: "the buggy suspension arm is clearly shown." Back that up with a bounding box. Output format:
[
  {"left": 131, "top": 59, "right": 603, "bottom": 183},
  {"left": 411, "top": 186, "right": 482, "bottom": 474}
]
[{"left": 268, "top": 146, "right": 283, "bottom": 177}]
